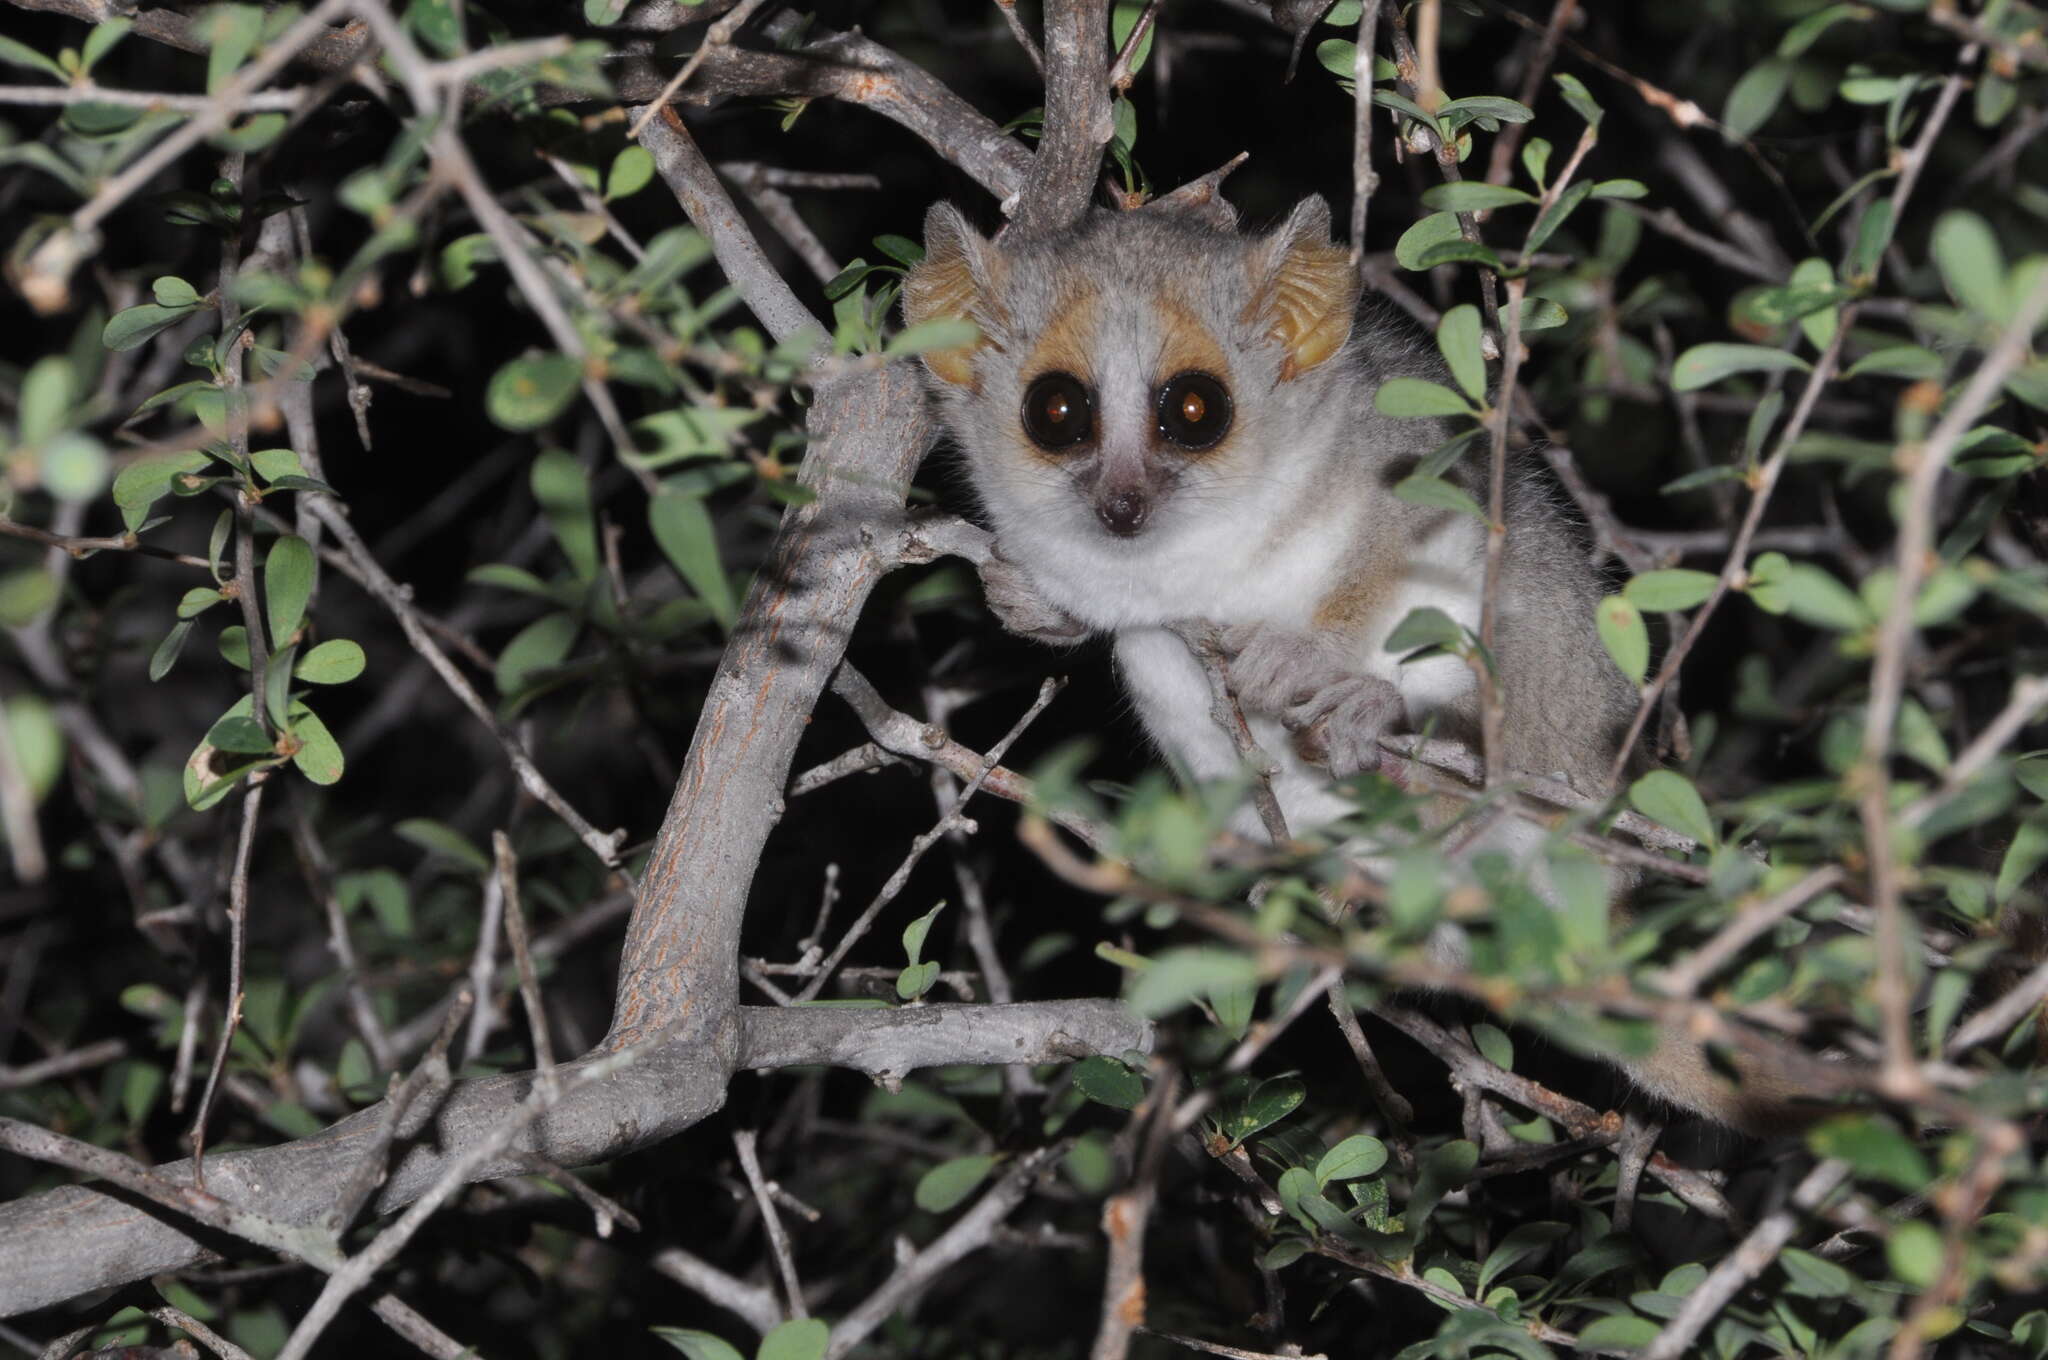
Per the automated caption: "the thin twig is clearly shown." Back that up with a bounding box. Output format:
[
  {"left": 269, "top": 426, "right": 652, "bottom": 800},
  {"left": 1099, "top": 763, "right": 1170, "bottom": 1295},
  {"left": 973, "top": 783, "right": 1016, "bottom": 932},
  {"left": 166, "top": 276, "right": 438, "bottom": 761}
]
[
  {"left": 1107, "top": 0, "right": 1163, "bottom": 91},
  {"left": 792, "top": 676, "right": 1063, "bottom": 1002},
  {"left": 733, "top": 1128, "right": 803, "bottom": 1319},
  {"left": 494, "top": 831, "right": 557, "bottom": 1091},
  {"left": 1348, "top": 0, "right": 1386, "bottom": 287},
  {"left": 626, "top": 0, "right": 772, "bottom": 139},
  {"left": 190, "top": 781, "right": 266, "bottom": 1186}
]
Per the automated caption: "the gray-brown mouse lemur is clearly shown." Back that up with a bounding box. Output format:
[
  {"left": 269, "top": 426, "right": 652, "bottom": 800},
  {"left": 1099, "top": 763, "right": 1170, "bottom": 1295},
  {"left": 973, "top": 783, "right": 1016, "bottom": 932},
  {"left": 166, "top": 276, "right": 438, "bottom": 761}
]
[{"left": 903, "top": 193, "right": 1801, "bottom": 1133}]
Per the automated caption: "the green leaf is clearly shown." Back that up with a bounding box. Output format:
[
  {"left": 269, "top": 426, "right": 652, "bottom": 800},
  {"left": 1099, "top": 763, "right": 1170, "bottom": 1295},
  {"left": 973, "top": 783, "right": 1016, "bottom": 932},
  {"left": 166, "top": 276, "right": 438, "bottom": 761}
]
[
  {"left": 1526, "top": 180, "right": 1594, "bottom": 253},
  {"left": 395, "top": 817, "right": 491, "bottom": 872},
  {"left": 1479, "top": 1221, "right": 1570, "bottom": 1296},
  {"left": 250, "top": 447, "right": 304, "bottom": 483},
  {"left": 605, "top": 145, "right": 654, "bottom": 201},
  {"left": 41, "top": 433, "right": 109, "bottom": 503},
  {"left": 901, "top": 900, "right": 945, "bottom": 965},
  {"left": 1998, "top": 816, "right": 2048, "bottom": 905},
  {"left": 468, "top": 564, "right": 561, "bottom": 600},
  {"left": 1595, "top": 595, "right": 1648, "bottom": 686},
  {"left": 263, "top": 535, "right": 314, "bottom": 649},
  {"left": 1436, "top": 305, "right": 1486, "bottom": 403},
  {"left": 530, "top": 449, "right": 598, "bottom": 581},
  {"left": 1628, "top": 769, "right": 1716, "bottom": 849},
  {"left": 651, "top": 1329, "right": 746, "bottom": 1360},
  {"left": 1576, "top": 1316, "right": 1661, "bottom": 1349},
  {"left": 177, "top": 587, "right": 223, "bottom": 620},
  {"left": 758, "top": 1317, "right": 829, "bottom": 1360},
  {"left": 206, "top": 713, "right": 273, "bottom": 755},
  {"left": 1623, "top": 569, "right": 1717, "bottom": 612},
  {"left": 19, "top": 356, "right": 73, "bottom": 446},
  {"left": 1386, "top": 606, "right": 1465, "bottom": 655},
  {"left": 1780, "top": 3, "right": 1871, "bottom": 56},
  {"left": 1408, "top": 1139, "right": 1478, "bottom": 1238},
  {"left": 1517, "top": 297, "right": 1568, "bottom": 331},
  {"left": 896, "top": 959, "right": 939, "bottom": 999},
  {"left": 1671, "top": 343, "right": 1810, "bottom": 391},
  {"left": 203, "top": 3, "right": 262, "bottom": 93},
  {"left": 1127, "top": 946, "right": 1258, "bottom": 1018},
  {"left": 112, "top": 450, "right": 212, "bottom": 531},
  {"left": 1394, "top": 212, "right": 1463, "bottom": 271},
  {"left": 1886, "top": 1221, "right": 1942, "bottom": 1289},
  {"left": 103, "top": 302, "right": 200, "bottom": 352},
  {"left": 495, "top": 611, "right": 579, "bottom": 696},
  {"left": 288, "top": 704, "right": 344, "bottom": 785},
  {"left": 81, "top": 17, "right": 131, "bottom": 71},
  {"left": 338, "top": 867, "right": 411, "bottom": 937},
  {"left": 150, "top": 619, "right": 196, "bottom": 682},
  {"left": 0, "top": 570, "right": 57, "bottom": 627},
  {"left": 1723, "top": 55, "right": 1792, "bottom": 139},
  {"left": 1778, "top": 562, "right": 1871, "bottom": 632},
  {"left": 152, "top": 275, "right": 201, "bottom": 308},
  {"left": 487, "top": 353, "right": 581, "bottom": 431},
  {"left": 296, "top": 638, "right": 365, "bottom": 684},
  {"left": 1219, "top": 1076, "right": 1304, "bottom": 1148},
  {"left": 1932, "top": 210, "right": 2006, "bottom": 319},
  {"left": 1790, "top": 257, "right": 1840, "bottom": 351},
  {"left": 0, "top": 32, "right": 66, "bottom": 79},
  {"left": 872, "top": 233, "right": 924, "bottom": 266},
  {"left": 265, "top": 643, "right": 295, "bottom": 730},
  {"left": 1412, "top": 239, "right": 1506, "bottom": 272},
  {"left": 886, "top": 317, "right": 980, "bottom": 357},
  {"left": 1471, "top": 1022, "right": 1514, "bottom": 1070},
  {"left": 1553, "top": 72, "right": 1603, "bottom": 127},
  {"left": 1780, "top": 1246, "right": 1854, "bottom": 1298},
  {"left": 1315, "top": 1135, "right": 1388, "bottom": 1186},
  {"left": 1393, "top": 475, "right": 1486, "bottom": 521},
  {"left": 1589, "top": 179, "right": 1648, "bottom": 200},
  {"left": 1072, "top": 1054, "right": 1144, "bottom": 1110},
  {"left": 1210, "top": 980, "right": 1255, "bottom": 1040},
  {"left": 4, "top": 696, "right": 63, "bottom": 802},
  {"left": 650, "top": 490, "right": 737, "bottom": 630},
  {"left": 633, "top": 406, "right": 765, "bottom": 467},
  {"left": 1846, "top": 345, "right": 1943, "bottom": 381},
  {"left": 1375, "top": 377, "right": 1476, "bottom": 421},
  {"left": 1436, "top": 96, "right": 1533, "bottom": 127},
  {"left": 1847, "top": 198, "right": 1894, "bottom": 280},
  {"left": 1420, "top": 182, "right": 1537, "bottom": 213},
  {"left": 914, "top": 1153, "right": 997, "bottom": 1214}
]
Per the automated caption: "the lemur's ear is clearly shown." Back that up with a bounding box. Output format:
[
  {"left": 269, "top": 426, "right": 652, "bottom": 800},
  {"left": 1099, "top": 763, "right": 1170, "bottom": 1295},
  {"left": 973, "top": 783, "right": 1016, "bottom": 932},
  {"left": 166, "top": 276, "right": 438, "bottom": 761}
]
[
  {"left": 902, "top": 203, "right": 1007, "bottom": 388},
  {"left": 1243, "top": 196, "right": 1357, "bottom": 382}
]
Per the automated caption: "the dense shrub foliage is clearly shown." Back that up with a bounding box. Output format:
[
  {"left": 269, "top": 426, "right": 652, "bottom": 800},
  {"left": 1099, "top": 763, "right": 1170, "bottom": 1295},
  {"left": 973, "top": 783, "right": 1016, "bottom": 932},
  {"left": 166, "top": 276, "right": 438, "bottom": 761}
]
[{"left": 2, "top": 0, "right": 2047, "bottom": 1357}]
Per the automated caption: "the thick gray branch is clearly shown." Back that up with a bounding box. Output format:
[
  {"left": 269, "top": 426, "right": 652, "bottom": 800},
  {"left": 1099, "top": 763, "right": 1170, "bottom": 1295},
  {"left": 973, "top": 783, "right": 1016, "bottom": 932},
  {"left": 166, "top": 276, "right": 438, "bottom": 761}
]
[
  {"left": 0, "top": 1041, "right": 729, "bottom": 1317},
  {"left": 1009, "top": 0, "right": 1112, "bottom": 232},
  {"left": 739, "top": 1001, "right": 1151, "bottom": 1078}
]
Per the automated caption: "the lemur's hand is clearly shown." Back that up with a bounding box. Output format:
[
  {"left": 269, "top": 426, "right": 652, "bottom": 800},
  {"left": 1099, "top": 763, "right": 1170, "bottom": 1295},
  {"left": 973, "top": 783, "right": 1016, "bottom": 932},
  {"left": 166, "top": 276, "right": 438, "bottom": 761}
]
[
  {"left": 980, "top": 546, "right": 1090, "bottom": 646},
  {"left": 1222, "top": 623, "right": 1405, "bottom": 777}
]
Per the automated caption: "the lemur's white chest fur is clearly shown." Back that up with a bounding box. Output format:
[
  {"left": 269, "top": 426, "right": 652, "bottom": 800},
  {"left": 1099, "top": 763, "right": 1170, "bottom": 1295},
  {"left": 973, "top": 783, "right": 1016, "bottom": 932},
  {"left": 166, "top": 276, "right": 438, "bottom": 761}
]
[{"left": 1042, "top": 503, "right": 1485, "bottom": 835}]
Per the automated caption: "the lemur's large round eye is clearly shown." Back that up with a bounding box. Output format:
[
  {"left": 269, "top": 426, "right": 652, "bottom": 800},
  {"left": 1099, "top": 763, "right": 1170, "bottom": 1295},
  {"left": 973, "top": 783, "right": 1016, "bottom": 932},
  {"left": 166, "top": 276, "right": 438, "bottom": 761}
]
[
  {"left": 1157, "top": 372, "right": 1232, "bottom": 451},
  {"left": 1020, "top": 372, "right": 1094, "bottom": 451}
]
